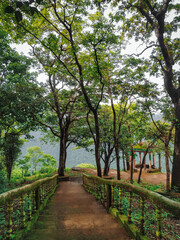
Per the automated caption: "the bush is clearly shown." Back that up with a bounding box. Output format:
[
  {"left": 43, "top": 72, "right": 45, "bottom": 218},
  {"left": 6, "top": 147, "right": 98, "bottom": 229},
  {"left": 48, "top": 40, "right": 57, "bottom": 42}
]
[
  {"left": 0, "top": 170, "right": 8, "bottom": 193},
  {"left": 76, "top": 163, "right": 96, "bottom": 169},
  {"left": 24, "top": 171, "right": 31, "bottom": 177},
  {"left": 65, "top": 167, "right": 71, "bottom": 173},
  {"left": 11, "top": 168, "right": 22, "bottom": 182},
  {"left": 39, "top": 166, "right": 57, "bottom": 174}
]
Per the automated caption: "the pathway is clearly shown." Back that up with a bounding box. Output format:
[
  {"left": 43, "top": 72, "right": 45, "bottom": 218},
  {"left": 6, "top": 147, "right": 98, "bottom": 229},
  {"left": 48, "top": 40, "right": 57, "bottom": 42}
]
[{"left": 24, "top": 178, "right": 132, "bottom": 240}]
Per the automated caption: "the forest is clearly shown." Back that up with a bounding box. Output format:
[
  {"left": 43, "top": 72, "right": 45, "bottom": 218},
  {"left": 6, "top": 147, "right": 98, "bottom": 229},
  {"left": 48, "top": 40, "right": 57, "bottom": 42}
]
[{"left": 0, "top": 0, "right": 179, "bottom": 194}]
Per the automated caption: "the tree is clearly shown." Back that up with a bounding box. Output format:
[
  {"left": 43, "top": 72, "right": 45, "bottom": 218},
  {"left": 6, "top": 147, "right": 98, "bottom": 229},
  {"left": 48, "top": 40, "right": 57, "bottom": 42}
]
[
  {"left": 148, "top": 101, "right": 175, "bottom": 192},
  {"left": 38, "top": 154, "right": 57, "bottom": 173},
  {"left": 34, "top": 76, "right": 81, "bottom": 176},
  {"left": 110, "top": 0, "right": 180, "bottom": 191},
  {"left": 22, "top": 146, "right": 57, "bottom": 173},
  {"left": 125, "top": 103, "right": 150, "bottom": 183},
  {"left": 107, "top": 56, "right": 156, "bottom": 180},
  {"left": 17, "top": 156, "right": 31, "bottom": 178},
  {"left": 1, "top": 0, "right": 124, "bottom": 178},
  {"left": 1, "top": 130, "right": 24, "bottom": 180},
  {"left": 24, "top": 146, "right": 43, "bottom": 172},
  {"left": 0, "top": 27, "right": 44, "bottom": 180},
  {"left": 99, "top": 106, "right": 115, "bottom": 176}
]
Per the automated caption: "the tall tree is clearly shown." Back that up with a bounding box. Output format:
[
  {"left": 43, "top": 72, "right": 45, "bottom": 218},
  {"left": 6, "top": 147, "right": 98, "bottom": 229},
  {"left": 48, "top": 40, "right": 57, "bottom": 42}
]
[
  {"left": 1, "top": 1, "right": 120, "bottom": 177},
  {"left": 0, "top": 27, "right": 44, "bottom": 180},
  {"left": 1, "top": 130, "right": 24, "bottom": 180},
  {"left": 110, "top": 0, "right": 180, "bottom": 191},
  {"left": 147, "top": 95, "right": 175, "bottom": 191},
  {"left": 107, "top": 56, "right": 156, "bottom": 180}
]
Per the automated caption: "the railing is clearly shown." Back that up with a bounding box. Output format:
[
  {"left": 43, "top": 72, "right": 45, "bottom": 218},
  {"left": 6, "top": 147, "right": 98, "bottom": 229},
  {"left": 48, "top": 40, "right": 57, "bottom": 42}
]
[
  {"left": 83, "top": 174, "right": 180, "bottom": 240},
  {"left": 0, "top": 174, "right": 58, "bottom": 240}
]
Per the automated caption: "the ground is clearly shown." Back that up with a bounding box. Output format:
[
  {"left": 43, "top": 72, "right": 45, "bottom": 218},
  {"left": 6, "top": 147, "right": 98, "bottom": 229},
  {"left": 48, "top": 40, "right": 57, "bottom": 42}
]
[{"left": 83, "top": 168, "right": 167, "bottom": 185}]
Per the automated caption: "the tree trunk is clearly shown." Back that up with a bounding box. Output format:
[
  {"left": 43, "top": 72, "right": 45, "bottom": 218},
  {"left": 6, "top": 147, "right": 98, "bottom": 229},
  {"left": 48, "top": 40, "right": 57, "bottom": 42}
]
[
  {"left": 153, "top": 154, "right": 155, "bottom": 167},
  {"left": 94, "top": 112, "right": 102, "bottom": 177},
  {"left": 158, "top": 153, "right": 161, "bottom": 171},
  {"left": 165, "top": 144, "right": 171, "bottom": 192},
  {"left": 58, "top": 139, "right": 64, "bottom": 176},
  {"left": 103, "top": 155, "right": 109, "bottom": 176},
  {"left": 6, "top": 164, "right": 12, "bottom": 182},
  {"left": 58, "top": 130, "right": 67, "bottom": 176},
  {"left": 125, "top": 152, "right": 130, "bottom": 170},
  {"left": 122, "top": 150, "right": 126, "bottom": 171},
  {"left": 139, "top": 152, "right": 141, "bottom": 164},
  {"left": 171, "top": 105, "right": 180, "bottom": 192},
  {"left": 115, "top": 142, "right": 120, "bottom": 180},
  {"left": 149, "top": 153, "right": 152, "bottom": 170},
  {"left": 130, "top": 145, "right": 134, "bottom": 184},
  {"left": 138, "top": 149, "right": 149, "bottom": 184}
]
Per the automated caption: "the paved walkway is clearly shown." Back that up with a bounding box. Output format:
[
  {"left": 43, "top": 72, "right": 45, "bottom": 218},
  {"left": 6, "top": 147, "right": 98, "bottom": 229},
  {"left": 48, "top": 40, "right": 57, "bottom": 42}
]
[{"left": 24, "top": 179, "right": 132, "bottom": 240}]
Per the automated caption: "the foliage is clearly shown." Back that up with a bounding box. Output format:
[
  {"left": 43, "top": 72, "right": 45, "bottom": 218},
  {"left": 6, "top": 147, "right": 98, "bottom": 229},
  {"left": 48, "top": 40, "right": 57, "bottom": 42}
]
[
  {"left": 22, "top": 146, "right": 57, "bottom": 173},
  {"left": 1, "top": 131, "right": 24, "bottom": 181},
  {"left": 16, "top": 156, "right": 31, "bottom": 178},
  {"left": 0, "top": 27, "right": 45, "bottom": 181},
  {"left": 0, "top": 0, "right": 179, "bottom": 189},
  {"left": 76, "top": 163, "right": 96, "bottom": 169},
  {"left": 0, "top": 162, "right": 8, "bottom": 194}
]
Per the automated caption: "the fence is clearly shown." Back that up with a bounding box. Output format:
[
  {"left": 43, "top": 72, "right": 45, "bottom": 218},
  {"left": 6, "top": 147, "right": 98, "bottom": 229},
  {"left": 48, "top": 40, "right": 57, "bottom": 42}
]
[
  {"left": 83, "top": 174, "right": 180, "bottom": 240},
  {"left": 0, "top": 174, "right": 58, "bottom": 240}
]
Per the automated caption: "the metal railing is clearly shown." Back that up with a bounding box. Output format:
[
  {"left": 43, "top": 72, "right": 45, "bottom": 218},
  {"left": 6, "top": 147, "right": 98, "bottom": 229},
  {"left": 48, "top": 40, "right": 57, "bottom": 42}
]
[
  {"left": 0, "top": 174, "right": 58, "bottom": 240},
  {"left": 83, "top": 174, "right": 180, "bottom": 240}
]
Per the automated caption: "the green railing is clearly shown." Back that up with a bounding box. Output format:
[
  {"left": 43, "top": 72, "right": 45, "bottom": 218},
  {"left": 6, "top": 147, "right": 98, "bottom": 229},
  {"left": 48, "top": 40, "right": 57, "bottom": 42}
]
[
  {"left": 0, "top": 174, "right": 58, "bottom": 240},
  {"left": 83, "top": 174, "right": 180, "bottom": 240}
]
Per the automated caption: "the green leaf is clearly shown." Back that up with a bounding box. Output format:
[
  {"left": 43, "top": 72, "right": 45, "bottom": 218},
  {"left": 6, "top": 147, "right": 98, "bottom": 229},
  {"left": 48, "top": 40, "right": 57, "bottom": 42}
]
[
  {"left": 15, "top": 10, "right": 22, "bottom": 22},
  {"left": 30, "top": 7, "right": 38, "bottom": 15},
  {"left": 16, "top": 1, "right": 23, "bottom": 8},
  {"left": 5, "top": 6, "right": 14, "bottom": 13},
  {"left": 36, "top": 0, "right": 42, "bottom": 4},
  {"left": 24, "top": 1, "right": 30, "bottom": 6}
]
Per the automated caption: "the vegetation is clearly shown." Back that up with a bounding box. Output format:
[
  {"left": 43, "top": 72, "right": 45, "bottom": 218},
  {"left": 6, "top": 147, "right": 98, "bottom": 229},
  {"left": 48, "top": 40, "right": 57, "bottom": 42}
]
[
  {"left": 84, "top": 174, "right": 180, "bottom": 240},
  {"left": 0, "top": 0, "right": 179, "bottom": 192},
  {"left": 0, "top": 145, "right": 57, "bottom": 194},
  {"left": 76, "top": 163, "right": 96, "bottom": 169}
]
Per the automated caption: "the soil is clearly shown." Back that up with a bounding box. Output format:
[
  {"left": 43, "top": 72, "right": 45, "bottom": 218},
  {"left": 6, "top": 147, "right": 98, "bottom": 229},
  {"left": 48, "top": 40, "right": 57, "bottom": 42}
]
[{"left": 83, "top": 168, "right": 167, "bottom": 186}]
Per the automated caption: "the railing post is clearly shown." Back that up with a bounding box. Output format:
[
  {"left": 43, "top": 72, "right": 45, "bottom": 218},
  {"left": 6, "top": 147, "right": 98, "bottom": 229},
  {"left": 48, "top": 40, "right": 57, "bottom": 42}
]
[
  {"left": 32, "top": 190, "right": 36, "bottom": 213},
  {"left": 101, "top": 183, "right": 104, "bottom": 204},
  {"left": 20, "top": 195, "right": 26, "bottom": 229},
  {"left": 118, "top": 187, "right": 123, "bottom": 214},
  {"left": 156, "top": 207, "right": 162, "bottom": 240},
  {"left": 40, "top": 185, "right": 44, "bottom": 204},
  {"left": 27, "top": 193, "right": 32, "bottom": 221},
  {"left": 35, "top": 187, "right": 40, "bottom": 210},
  {"left": 6, "top": 201, "right": 13, "bottom": 240},
  {"left": 111, "top": 185, "right": 114, "bottom": 207},
  {"left": 103, "top": 184, "right": 106, "bottom": 206},
  {"left": 128, "top": 192, "right": 132, "bottom": 223},
  {"left": 106, "top": 184, "right": 111, "bottom": 210},
  {"left": 140, "top": 197, "right": 145, "bottom": 235}
]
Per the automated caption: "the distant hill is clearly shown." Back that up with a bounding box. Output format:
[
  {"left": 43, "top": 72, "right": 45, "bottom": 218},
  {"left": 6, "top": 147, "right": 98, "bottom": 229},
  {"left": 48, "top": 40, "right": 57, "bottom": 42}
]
[
  {"left": 21, "top": 130, "right": 168, "bottom": 173},
  {"left": 20, "top": 131, "right": 96, "bottom": 168}
]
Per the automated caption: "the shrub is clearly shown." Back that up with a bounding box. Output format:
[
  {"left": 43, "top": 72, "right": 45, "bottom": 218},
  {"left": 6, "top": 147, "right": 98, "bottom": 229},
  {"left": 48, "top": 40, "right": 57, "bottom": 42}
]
[
  {"left": 76, "top": 163, "right": 96, "bottom": 169},
  {"left": 0, "top": 170, "right": 8, "bottom": 193}
]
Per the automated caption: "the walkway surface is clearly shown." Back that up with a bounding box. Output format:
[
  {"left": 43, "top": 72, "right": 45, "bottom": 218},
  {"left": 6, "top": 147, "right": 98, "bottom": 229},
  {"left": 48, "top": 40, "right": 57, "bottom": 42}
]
[{"left": 24, "top": 178, "right": 132, "bottom": 240}]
